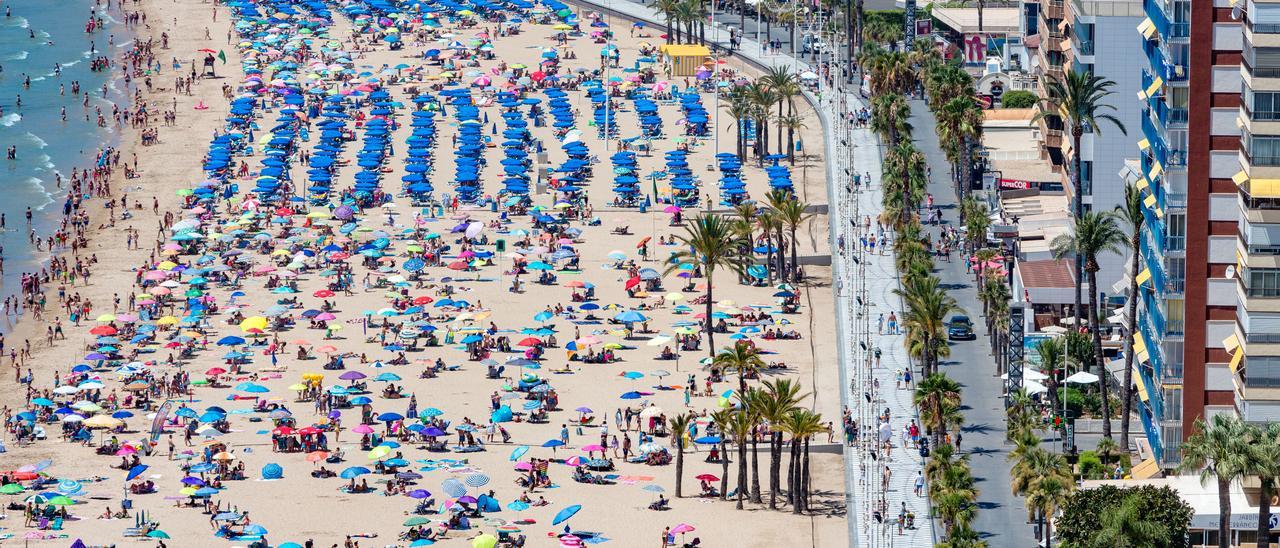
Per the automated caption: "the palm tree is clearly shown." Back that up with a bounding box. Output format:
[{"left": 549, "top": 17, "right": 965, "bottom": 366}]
[
  {"left": 669, "top": 413, "right": 694, "bottom": 498},
  {"left": 776, "top": 113, "right": 807, "bottom": 165},
  {"left": 665, "top": 214, "right": 748, "bottom": 356},
  {"left": 1051, "top": 211, "right": 1127, "bottom": 439},
  {"left": 1249, "top": 423, "right": 1280, "bottom": 548},
  {"left": 870, "top": 92, "right": 911, "bottom": 145},
  {"left": 745, "top": 82, "right": 776, "bottom": 162},
  {"left": 713, "top": 341, "right": 765, "bottom": 396},
  {"left": 780, "top": 407, "right": 824, "bottom": 514},
  {"left": 742, "top": 388, "right": 766, "bottom": 504},
  {"left": 760, "top": 67, "right": 799, "bottom": 154},
  {"left": 936, "top": 95, "right": 983, "bottom": 192},
  {"left": 1036, "top": 336, "right": 1069, "bottom": 425},
  {"left": 1115, "top": 183, "right": 1144, "bottom": 453},
  {"left": 769, "top": 192, "right": 813, "bottom": 282},
  {"left": 726, "top": 408, "right": 755, "bottom": 509},
  {"left": 723, "top": 90, "right": 753, "bottom": 160},
  {"left": 1026, "top": 475, "right": 1071, "bottom": 548},
  {"left": 881, "top": 141, "right": 927, "bottom": 226},
  {"left": 1180, "top": 414, "right": 1253, "bottom": 548},
  {"left": 758, "top": 210, "right": 784, "bottom": 281},
  {"left": 652, "top": 0, "right": 681, "bottom": 43},
  {"left": 896, "top": 275, "right": 962, "bottom": 375},
  {"left": 914, "top": 372, "right": 962, "bottom": 446},
  {"left": 934, "top": 459, "right": 979, "bottom": 534},
  {"left": 760, "top": 378, "right": 804, "bottom": 510},
  {"left": 937, "top": 525, "right": 988, "bottom": 548},
  {"left": 1034, "top": 70, "right": 1127, "bottom": 327},
  {"left": 710, "top": 409, "right": 732, "bottom": 501},
  {"left": 1090, "top": 493, "right": 1170, "bottom": 548}
]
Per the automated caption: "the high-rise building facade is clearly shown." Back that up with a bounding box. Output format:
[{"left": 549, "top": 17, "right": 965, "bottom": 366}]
[
  {"left": 1126, "top": 0, "right": 1240, "bottom": 466},
  {"left": 1233, "top": 0, "right": 1280, "bottom": 430}
]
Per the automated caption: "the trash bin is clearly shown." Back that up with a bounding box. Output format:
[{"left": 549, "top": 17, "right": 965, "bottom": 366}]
[
  {"left": 639, "top": 203, "right": 647, "bottom": 213},
  {"left": 489, "top": 200, "right": 497, "bottom": 212}
]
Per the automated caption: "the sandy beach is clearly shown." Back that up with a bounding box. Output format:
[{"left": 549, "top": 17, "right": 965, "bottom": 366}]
[{"left": 0, "top": 0, "right": 845, "bottom": 546}]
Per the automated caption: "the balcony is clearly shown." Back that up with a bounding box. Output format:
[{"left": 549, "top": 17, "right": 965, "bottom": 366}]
[{"left": 1044, "top": 0, "right": 1065, "bottom": 20}]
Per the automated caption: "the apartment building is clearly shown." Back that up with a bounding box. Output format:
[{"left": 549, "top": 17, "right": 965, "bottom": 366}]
[
  {"left": 1032, "top": 0, "right": 1144, "bottom": 292},
  {"left": 1124, "top": 0, "right": 1241, "bottom": 466},
  {"left": 1232, "top": 0, "right": 1280, "bottom": 431}
]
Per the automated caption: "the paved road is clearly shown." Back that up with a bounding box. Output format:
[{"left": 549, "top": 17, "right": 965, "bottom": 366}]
[{"left": 907, "top": 100, "right": 1038, "bottom": 546}]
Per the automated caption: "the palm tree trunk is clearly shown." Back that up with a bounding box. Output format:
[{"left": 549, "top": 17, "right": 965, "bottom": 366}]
[
  {"left": 935, "top": 397, "right": 947, "bottom": 446},
  {"left": 775, "top": 225, "right": 787, "bottom": 279},
  {"left": 789, "top": 227, "right": 800, "bottom": 283},
  {"left": 675, "top": 442, "right": 685, "bottom": 497},
  {"left": 764, "top": 232, "right": 775, "bottom": 283},
  {"left": 736, "top": 439, "right": 748, "bottom": 509},
  {"left": 801, "top": 436, "right": 811, "bottom": 512},
  {"left": 1260, "top": 477, "right": 1274, "bottom": 548},
  {"left": 1089, "top": 269, "right": 1111, "bottom": 439},
  {"left": 1072, "top": 128, "right": 1084, "bottom": 328},
  {"left": 783, "top": 437, "right": 793, "bottom": 512},
  {"left": 1120, "top": 234, "right": 1140, "bottom": 452},
  {"left": 719, "top": 439, "right": 729, "bottom": 500},
  {"left": 787, "top": 128, "right": 795, "bottom": 165},
  {"left": 1220, "top": 478, "right": 1232, "bottom": 548},
  {"left": 704, "top": 275, "right": 716, "bottom": 356},
  {"left": 750, "top": 432, "right": 762, "bottom": 503},
  {"left": 768, "top": 432, "right": 781, "bottom": 509}
]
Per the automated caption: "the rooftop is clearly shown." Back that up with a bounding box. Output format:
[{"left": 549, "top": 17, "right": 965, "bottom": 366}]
[
  {"left": 932, "top": 7, "right": 1021, "bottom": 34},
  {"left": 1017, "top": 258, "right": 1076, "bottom": 289}
]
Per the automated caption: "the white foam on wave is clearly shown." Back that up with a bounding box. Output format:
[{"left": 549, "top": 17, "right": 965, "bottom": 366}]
[
  {"left": 25, "top": 132, "right": 46, "bottom": 149},
  {"left": 0, "top": 113, "right": 21, "bottom": 127},
  {"left": 4, "top": 50, "right": 28, "bottom": 61},
  {"left": 35, "top": 153, "right": 52, "bottom": 171},
  {"left": 7, "top": 17, "right": 29, "bottom": 29},
  {"left": 24, "top": 177, "right": 53, "bottom": 210}
]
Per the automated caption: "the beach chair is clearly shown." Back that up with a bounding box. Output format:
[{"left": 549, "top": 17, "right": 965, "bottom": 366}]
[
  {"left": 36, "top": 517, "right": 48, "bottom": 530},
  {"left": 51, "top": 517, "right": 62, "bottom": 530}
]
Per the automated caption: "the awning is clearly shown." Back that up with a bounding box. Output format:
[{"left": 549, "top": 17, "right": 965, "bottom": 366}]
[
  {"left": 1224, "top": 333, "right": 1240, "bottom": 354},
  {"left": 1250, "top": 178, "right": 1280, "bottom": 198},
  {"left": 1136, "top": 268, "right": 1153, "bottom": 286},
  {"left": 1233, "top": 170, "right": 1250, "bottom": 186},
  {"left": 1134, "top": 331, "right": 1149, "bottom": 363},
  {"left": 1137, "top": 177, "right": 1150, "bottom": 192},
  {"left": 1154, "top": 205, "right": 1165, "bottom": 219},
  {"left": 1230, "top": 348, "right": 1244, "bottom": 374},
  {"left": 1149, "top": 161, "right": 1164, "bottom": 180},
  {"left": 1144, "top": 193, "right": 1157, "bottom": 208},
  {"left": 1145, "top": 76, "right": 1164, "bottom": 97},
  {"left": 1137, "top": 138, "right": 1150, "bottom": 151},
  {"left": 1060, "top": 39, "right": 1073, "bottom": 51},
  {"left": 1137, "top": 89, "right": 1149, "bottom": 101},
  {"left": 1131, "top": 458, "right": 1160, "bottom": 480},
  {"left": 1138, "top": 18, "right": 1156, "bottom": 40},
  {"left": 1058, "top": 19, "right": 1069, "bottom": 32},
  {"left": 1134, "top": 365, "right": 1151, "bottom": 402}
]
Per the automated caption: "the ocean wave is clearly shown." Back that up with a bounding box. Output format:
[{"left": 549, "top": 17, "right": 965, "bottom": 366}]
[
  {"left": 24, "top": 177, "right": 53, "bottom": 210},
  {"left": 6, "top": 17, "right": 28, "bottom": 29},
  {"left": 24, "top": 132, "right": 46, "bottom": 149},
  {"left": 3, "top": 50, "right": 28, "bottom": 61},
  {"left": 0, "top": 113, "right": 20, "bottom": 127},
  {"left": 35, "top": 153, "right": 52, "bottom": 171}
]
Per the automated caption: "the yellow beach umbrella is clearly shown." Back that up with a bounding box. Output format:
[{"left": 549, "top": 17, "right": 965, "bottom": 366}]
[
  {"left": 156, "top": 316, "right": 180, "bottom": 325},
  {"left": 96, "top": 314, "right": 116, "bottom": 322},
  {"left": 240, "top": 316, "right": 269, "bottom": 332}
]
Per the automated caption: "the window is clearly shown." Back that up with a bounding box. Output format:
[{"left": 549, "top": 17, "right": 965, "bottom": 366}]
[
  {"left": 1245, "top": 355, "right": 1280, "bottom": 387},
  {"left": 1166, "top": 213, "right": 1186, "bottom": 251},
  {"left": 1165, "top": 298, "right": 1185, "bottom": 335},
  {"left": 1248, "top": 135, "right": 1280, "bottom": 166},
  {"left": 1162, "top": 338, "right": 1184, "bottom": 379},
  {"left": 1244, "top": 40, "right": 1280, "bottom": 77},
  {"left": 1247, "top": 267, "right": 1280, "bottom": 297},
  {"left": 1251, "top": 1, "right": 1280, "bottom": 34},
  {"left": 1247, "top": 88, "right": 1280, "bottom": 121},
  {"left": 1161, "top": 386, "right": 1183, "bottom": 422},
  {"left": 1167, "top": 257, "right": 1186, "bottom": 293}
]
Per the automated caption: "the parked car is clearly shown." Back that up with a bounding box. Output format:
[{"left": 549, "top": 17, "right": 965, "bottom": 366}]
[{"left": 947, "top": 315, "right": 975, "bottom": 341}]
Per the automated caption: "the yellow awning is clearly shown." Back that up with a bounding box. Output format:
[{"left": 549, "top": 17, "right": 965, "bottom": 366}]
[
  {"left": 1230, "top": 348, "right": 1245, "bottom": 374},
  {"left": 1136, "top": 268, "right": 1153, "bottom": 286},
  {"left": 1059, "top": 19, "right": 1070, "bottom": 32},
  {"left": 1234, "top": 170, "right": 1250, "bottom": 185},
  {"left": 1144, "top": 194, "right": 1157, "bottom": 208},
  {"left": 1137, "top": 177, "right": 1150, "bottom": 191},
  {"left": 1060, "top": 39, "right": 1073, "bottom": 51},
  {"left": 1145, "top": 76, "right": 1164, "bottom": 97},
  {"left": 1138, "top": 18, "right": 1156, "bottom": 40},
  {"left": 1251, "top": 178, "right": 1280, "bottom": 198},
  {"left": 1224, "top": 333, "right": 1241, "bottom": 354},
  {"left": 1155, "top": 205, "right": 1164, "bottom": 219},
  {"left": 658, "top": 44, "right": 711, "bottom": 58},
  {"left": 1131, "top": 458, "right": 1160, "bottom": 480},
  {"left": 1137, "top": 89, "right": 1149, "bottom": 101},
  {"left": 1134, "top": 365, "right": 1151, "bottom": 402},
  {"left": 1149, "top": 161, "right": 1164, "bottom": 180},
  {"left": 1134, "top": 331, "right": 1148, "bottom": 355},
  {"left": 1137, "top": 138, "right": 1150, "bottom": 151}
]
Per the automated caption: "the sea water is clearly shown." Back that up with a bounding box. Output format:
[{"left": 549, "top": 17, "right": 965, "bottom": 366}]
[{"left": 0, "top": 0, "right": 125, "bottom": 311}]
